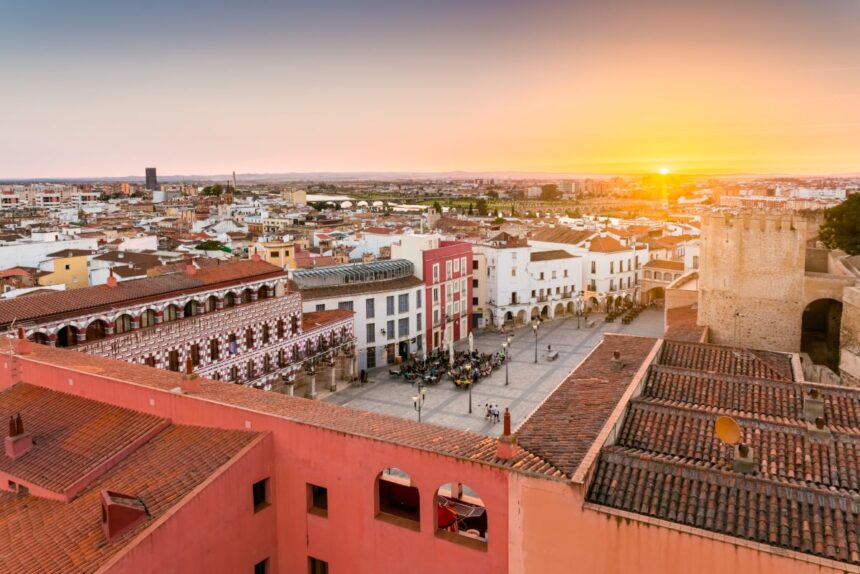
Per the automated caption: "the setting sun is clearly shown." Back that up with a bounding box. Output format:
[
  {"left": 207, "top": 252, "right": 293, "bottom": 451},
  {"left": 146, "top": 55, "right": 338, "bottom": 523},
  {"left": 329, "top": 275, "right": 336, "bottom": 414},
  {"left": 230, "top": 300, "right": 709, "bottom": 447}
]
[{"left": 659, "top": 167, "right": 670, "bottom": 175}]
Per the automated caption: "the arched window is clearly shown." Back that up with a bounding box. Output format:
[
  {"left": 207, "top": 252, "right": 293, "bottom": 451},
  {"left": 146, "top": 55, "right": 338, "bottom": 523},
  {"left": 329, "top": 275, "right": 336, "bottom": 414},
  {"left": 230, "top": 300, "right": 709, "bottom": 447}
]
[
  {"left": 30, "top": 332, "right": 49, "bottom": 345},
  {"left": 86, "top": 319, "right": 108, "bottom": 341},
  {"left": 241, "top": 288, "right": 253, "bottom": 304},
  {"left": 257, "top": 285, "right": 268, "bottom": 300},
  {"left": 184, "top": 300, "right": 199, "bottom": 317},
  {"left": 114, "top": 314, "right": 133, "bottom": 334},
  {"left": 376, "top": 468, "right": 420, "bottom": 529},
  {"left": 206, "top": 295, "right": 218, "bottom": 313},
  {"left": 140, "top": 309, "right": 156, "bottom": 328},
  {"left": 56, "top": 325, "right": 78, "bottom": 348},
  {"left": 225, "top": 292, "right": 236, "bottom": 307},
  {"left": 165, "top": 304, "right": 179, "bottom": 322},
  {"left": 644, "top": 270, "right": 652, "bottom": 279},
  {"left": 435, "top": 483, "right": 487, "bottom": 546}
]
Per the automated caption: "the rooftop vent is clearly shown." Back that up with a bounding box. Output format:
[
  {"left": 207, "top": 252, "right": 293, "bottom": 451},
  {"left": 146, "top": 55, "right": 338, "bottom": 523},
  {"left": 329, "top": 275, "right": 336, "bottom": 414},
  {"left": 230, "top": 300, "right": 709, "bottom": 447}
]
[
  {"left": 180, "top": 356, "right": 201, "bottom": 393},
  {"left": 807, "top": 415, "right": 831, "bottom": 440},
  {"left": 732, "top": 443, "right": 756, "bottom": 474},
  {"left": 101, "top": 490, "right": 148, "bottom": 542},
  {"left": 803, "top": 388, "right": 824, "bottom": 422},
  {"left": 610, "top": 350, "right": 625, "bottom": 371},
  {"left": 106, "top": 268, "right": 117, "bottom": 288},
  {"left": 4, "top": 413, "right": 32, "bottom": 460}
]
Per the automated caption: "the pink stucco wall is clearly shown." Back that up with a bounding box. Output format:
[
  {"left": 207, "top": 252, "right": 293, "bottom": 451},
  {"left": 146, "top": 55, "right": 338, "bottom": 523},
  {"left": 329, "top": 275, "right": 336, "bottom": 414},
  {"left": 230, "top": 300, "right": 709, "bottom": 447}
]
[
  {"left": 4, "top": 354, "right": 508, "bottom": 574},
  {"left": 510, "top": 474, "right": 852, "bottom": 574},
  {"left": 102, "top": 433, "right": 277, "bottom": 573}
]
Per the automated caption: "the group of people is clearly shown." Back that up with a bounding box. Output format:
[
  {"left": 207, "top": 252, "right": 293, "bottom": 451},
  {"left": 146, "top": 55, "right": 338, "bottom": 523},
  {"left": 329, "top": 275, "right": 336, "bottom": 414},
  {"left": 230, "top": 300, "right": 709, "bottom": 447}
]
[
  {"left": 484, "top": 403, "right": 502, "bottom": 424},
  {"left": 447, "top": 349, "right": 506, "bottom": 389}
]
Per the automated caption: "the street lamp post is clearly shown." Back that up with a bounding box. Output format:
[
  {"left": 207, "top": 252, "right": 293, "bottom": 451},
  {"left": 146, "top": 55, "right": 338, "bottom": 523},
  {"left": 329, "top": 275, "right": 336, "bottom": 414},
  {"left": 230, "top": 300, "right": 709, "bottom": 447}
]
[
  {"left": 502, "top": 334, "right": 512, "bottom": 386},
  {"left": 413, "top": 384, "right": 427, "bottom": 422},
  {"left": 468, "top": 377, "right": 473, "bottom": 414},
  {"left": 532, "top": 318, "right": 541, "bottom": 363}
]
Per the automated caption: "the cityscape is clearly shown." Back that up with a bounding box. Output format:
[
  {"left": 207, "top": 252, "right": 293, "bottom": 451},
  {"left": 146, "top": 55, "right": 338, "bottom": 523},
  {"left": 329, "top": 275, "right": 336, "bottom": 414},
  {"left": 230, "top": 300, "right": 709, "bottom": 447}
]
[{"left": 1, "top": 1, "right": 859, "bottom": 574}]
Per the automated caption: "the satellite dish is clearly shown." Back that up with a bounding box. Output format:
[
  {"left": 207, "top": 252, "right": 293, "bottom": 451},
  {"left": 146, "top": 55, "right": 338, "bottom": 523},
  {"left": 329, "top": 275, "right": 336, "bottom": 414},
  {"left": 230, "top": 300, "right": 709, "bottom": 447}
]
[{"left": 715, "top": 416, "right": 741, "bottom": 445}]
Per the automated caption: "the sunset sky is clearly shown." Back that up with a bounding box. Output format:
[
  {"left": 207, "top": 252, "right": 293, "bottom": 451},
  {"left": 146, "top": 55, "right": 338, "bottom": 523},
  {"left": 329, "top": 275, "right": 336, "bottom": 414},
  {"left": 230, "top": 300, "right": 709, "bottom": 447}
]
[{"left": 1, "top": 0, "right": 859, "bottom": 178}]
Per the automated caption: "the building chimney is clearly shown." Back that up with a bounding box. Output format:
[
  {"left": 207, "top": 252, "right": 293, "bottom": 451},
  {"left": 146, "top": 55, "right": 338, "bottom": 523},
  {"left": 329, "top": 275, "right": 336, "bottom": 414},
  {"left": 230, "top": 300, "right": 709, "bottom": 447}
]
[
  {"left": 732, "top": 442, "right": 756, "bottom": 474},
  {"left": 101, "top": 490, "right": 148, "bottom": 542},
  {"left": 610, "top": 350, "right": 624, "bottom": 371},
  {"left": 106, "top": 267, "right": 118, "bottom": 288},
  {"left": 251, "top": 248, "right": 261, "bottom": 262},
  {"left": 802, "top": 388, "right": 824, "bottom": 422},
  {"left": 496, "top": 408, "right": 519, "bottom": 460},
  {"left": 5, "top": 412, "right": 33, "bottom": 460},
  {"left": 180, "top": 356, "right": 201, "bottom": 393},
  {"left": 807, "top": 415, "right": 832, "bottom": 439}
]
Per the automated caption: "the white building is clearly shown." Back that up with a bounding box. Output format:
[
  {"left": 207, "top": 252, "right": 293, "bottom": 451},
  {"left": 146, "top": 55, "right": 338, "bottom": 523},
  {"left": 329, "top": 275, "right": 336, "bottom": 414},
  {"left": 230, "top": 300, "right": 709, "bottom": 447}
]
[
  {"left": 0, "top": 235, "right": 100, "bottom": 270},
  {"left": 293, "top": 260, "right": 425, "bottom": 371}
]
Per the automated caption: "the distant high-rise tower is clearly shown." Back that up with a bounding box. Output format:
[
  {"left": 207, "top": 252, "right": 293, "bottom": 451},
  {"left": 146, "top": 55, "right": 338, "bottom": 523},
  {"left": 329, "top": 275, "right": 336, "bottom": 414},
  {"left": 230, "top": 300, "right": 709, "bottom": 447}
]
[{"left": 145, "top": 167, "right": 158, "bottom": 190}]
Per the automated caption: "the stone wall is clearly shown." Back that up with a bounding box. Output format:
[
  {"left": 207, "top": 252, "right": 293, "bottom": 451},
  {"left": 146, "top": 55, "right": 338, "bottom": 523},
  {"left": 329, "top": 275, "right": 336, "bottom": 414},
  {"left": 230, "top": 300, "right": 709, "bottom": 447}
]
[
  {"left": 839, "top": 286, "right": 860, "bottom": 387},
  {"left": 698, "top": 212, "right": 807, "bottom": 352}
]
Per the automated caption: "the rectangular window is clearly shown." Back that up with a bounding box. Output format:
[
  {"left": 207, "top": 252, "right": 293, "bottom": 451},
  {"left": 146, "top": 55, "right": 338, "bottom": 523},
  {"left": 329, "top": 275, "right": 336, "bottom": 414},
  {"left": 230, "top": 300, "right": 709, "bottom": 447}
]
[
  {"left": 398, "top": 318, "right": 408, "bottom": 337},
  {"left": 610, "top": 280, "right": 615, "bottom": 291},
  {"left": 366, "top": 323, "right": 375, "bottom": 343},
  {"left": 472, "top": 260, "right": 478, "bottom": 270},
  {"left": 271, "top": 251, "right": 280, "bottom": 257},
  {"left": 610, "top": 261, "right": 614, "bottom": 274},
  {"left": 590, "top": 279, "right": 596, "bottom": 291},
  {"left": 308, "top": 557, "right": 329, "bottom": 574},
  {"left": 433, "top": 287, "right": 439, "bottom": 303},
  {"left": 552, "top": 270, "right": 557, "bottom": 279},
  {"left": 472, "top": 297, "right": 478, "bottom": 305},
  {"left": 433, "top": 309, "right": 439, "bottom": 325},
  {"left": 398, "top": 293, "right": 409, "bottom": 313},
  {"left": 253, "top": 478, "right": 270, "bottom": 512},
  {"left": 512, "top": 268, "right": 517, "bottom": 277},
  {"left": 591, "top": 261, "right": 596, "bottom": 274},
  {"left": 255, "top": 559, "right": 269, "bottom": 574},
  {"left": 461, "top": 257, "right": 467, "bottom": 273},
  {"left": 337, "top": 301, "right": 353, "bottom": 311},
  {"left": 416, "top": 313, "right": 422, "bottom": 331},
  {"left": 446, "top": 260, "right": 452, "bottom": 277},
  {"left": 472, "top": 279, "right": 478, "bottom": 288},
  {"left": 432, "top": 264, "right": 439, "bottom": 282},
  {"left": 315, "top": 303, "right": 325, "bottom": 312},
  {"left": 531, "top": 289, "right": 536, "bottom": 298},
  {"left": 454, "top": 258, "right": 460, "bottom": 272},
  {"left": 564, "top": 269, "right": 568, "bottom": 277},
  {"left": 308, "top": 484, "right": 328, "bottom": 517},
  {"left": 386, "top": 296, "right": 395, "bottom": 315},
  {"left": 387, "top": 320, "right": 394, "bottom": 340},
  {"left": 539, "top": 272, "right": 545, "bottom": 280},
  {"left": 416, "top": 290, "right": 422, "bottom": 308},
  {"left": 366, "top": 298, "right": 375, "bottom": 318}
]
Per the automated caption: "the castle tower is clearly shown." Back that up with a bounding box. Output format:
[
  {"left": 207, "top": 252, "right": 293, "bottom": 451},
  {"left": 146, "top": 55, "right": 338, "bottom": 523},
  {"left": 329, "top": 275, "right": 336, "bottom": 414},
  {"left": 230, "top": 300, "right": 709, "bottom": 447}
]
[{"left": 697, "top": 211, "right": 808, "bottom": 352}]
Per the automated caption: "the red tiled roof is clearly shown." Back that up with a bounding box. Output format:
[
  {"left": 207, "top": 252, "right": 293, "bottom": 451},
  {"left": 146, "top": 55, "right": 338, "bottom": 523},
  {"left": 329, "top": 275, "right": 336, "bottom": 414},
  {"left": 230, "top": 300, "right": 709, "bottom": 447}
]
[
  {"left": 529, "top": 249, "right": 577, "bottom": 262},
  {"left": 2, "top": 342, "right": 564, "bottom": 480},
  {"left": 586, "top": 338, "right": 860, "bottom": 567},
  {"left": 0, "top": 260, "right": 285, "bottom": 327},
  {"left": 0, "top": 423, "right": 258, "bottom": 573},
  {"left": 529, "top": 227, "right": 594, "bottom": 245},
  {"left": 663, "top": 305, "right": 706, "bottom": 343},
  {"left": 516, "top": 334, "right": 659, "bottom": 478},
  {"left": 588, "top": 236, "right": 628, "bottom": 253},
  {"left": 0, "top": 268, "right": 33, "bottom": 279}
]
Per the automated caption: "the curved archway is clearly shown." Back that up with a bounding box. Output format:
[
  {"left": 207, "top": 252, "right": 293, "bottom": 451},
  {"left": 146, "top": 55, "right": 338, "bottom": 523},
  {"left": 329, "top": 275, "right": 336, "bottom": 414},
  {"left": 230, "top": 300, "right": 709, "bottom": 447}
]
[
  {"left": 588, "top": 297, "right": 599, "bottom": 311},
  {"left": 86, "top": 319, "right": 108, "bottom": 341},
  {"left": 801, "top": 298, "right": 843, "bottom": 371},
  {"left": 566, "top": 301, "right": 575, "bottom": 314},
  {"left": 206, "top": 295, "right": 219, "bottom": 313},
  {"left": 644, "top": 287, "right": 665, "bottom": 304},
  {"left": 29, "top": 332, "right": 49, "bottom": 345},
  {"left": 435, "top": 482, "right": 487, "bottom": 542},
  {"left": 56, "top": 325, "right": 79, "bottom": 348},
  {"left": 554, "top": 303, "right": 564, "bottom": 317},
  {"left": 257, "top": 285, "right": 268, "bottom": 300},
  {"left": 139, "top": 309, "right": 156, "bottom": 328},
  {"left": 515, "top": 310, "right": 527, "bottom": 326},
  {"left": 184, "top": 300, "right": 199, "bottom": 317},
  {"left": 114, "top": 314, "right": 133, "bottom": 335},
  {"left": 530, "top": 306, "right": 540, "bottom": 319},
  {"left": 376, "top": 468, "right": 420, "bottom": 526},
  {"left": 164, "top": 304, "right": 179, "bottom": 322},
  {"left": 224, "top": 292, "right": 237, "bottom": 307},
  {"left": 240, "top": 288, "right": 253, "bottom": 304},
  {"left": 540, "top": 305, "right": 549, "bottom": 319}
]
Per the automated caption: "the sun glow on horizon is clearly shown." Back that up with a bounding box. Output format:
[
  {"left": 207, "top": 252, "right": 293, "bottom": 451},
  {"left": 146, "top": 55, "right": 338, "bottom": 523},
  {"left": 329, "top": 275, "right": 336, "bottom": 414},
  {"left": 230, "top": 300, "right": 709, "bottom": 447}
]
[{"left": 659, "top": 167, "right": 670, "bottom": 175}]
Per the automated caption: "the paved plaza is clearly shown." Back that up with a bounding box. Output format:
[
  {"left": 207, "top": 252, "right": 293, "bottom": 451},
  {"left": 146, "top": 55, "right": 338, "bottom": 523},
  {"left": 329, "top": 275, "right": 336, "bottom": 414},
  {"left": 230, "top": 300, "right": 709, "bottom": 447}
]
[{"left": 324, "top": 310, "right": 665, "bottom": 434}]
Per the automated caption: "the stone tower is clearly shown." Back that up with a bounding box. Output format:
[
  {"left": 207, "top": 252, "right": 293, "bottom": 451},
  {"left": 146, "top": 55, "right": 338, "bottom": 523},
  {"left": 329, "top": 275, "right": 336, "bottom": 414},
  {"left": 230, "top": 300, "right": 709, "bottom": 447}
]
[{"left": 698, "top": 211, "right": 808, "bottom": 352}]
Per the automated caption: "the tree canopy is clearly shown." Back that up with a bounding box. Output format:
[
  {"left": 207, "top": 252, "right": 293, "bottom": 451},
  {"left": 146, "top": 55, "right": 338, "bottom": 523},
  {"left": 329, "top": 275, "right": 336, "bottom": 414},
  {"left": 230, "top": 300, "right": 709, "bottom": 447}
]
[
  {"left": 820, "top": 194, "right": 860, "bottom": 255},
  {"left": 540, "top": 184, "right": 561, "bottom": 201},
  {"left": 475, "top": 198, "right": 489, "bottom": 216},
  {"left": 196, "top": 240, "right": 227, "bottom": 251}
]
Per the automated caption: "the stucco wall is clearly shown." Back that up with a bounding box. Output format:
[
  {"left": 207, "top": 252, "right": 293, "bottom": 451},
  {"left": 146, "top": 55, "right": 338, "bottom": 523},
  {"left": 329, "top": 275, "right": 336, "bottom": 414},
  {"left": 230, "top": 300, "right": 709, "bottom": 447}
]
[{"left": 510, "top": 474, "right": 851, "bottom": 574}]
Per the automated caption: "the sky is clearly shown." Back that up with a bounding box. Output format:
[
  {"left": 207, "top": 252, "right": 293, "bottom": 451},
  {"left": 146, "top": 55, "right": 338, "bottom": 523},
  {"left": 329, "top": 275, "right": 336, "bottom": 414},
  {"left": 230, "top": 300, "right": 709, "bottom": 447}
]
[{"left": 1, "top": 0, "right": 860, "bottom": 178}]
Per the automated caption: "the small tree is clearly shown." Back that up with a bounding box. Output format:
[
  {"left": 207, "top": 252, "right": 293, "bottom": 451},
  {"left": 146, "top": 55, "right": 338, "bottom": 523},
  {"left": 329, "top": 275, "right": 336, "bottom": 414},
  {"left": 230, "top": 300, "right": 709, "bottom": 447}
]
[
  {"left": 432, "top": 200, "right": 443, "bottom": 213},
  {"left": 467, "top": 203, "right": 474, "bottom": 215},
  {"left": 540, "top": 184, "right": 561, "bottom": 201},
  {"left": 487, "top": 190, "right": 499, "bottom": 200},
  {"left": 820, "top": 194, "right": 860, "bottom": 255},
  {"left": 476, "top": 198, "right": 489, "bottom": 216}
]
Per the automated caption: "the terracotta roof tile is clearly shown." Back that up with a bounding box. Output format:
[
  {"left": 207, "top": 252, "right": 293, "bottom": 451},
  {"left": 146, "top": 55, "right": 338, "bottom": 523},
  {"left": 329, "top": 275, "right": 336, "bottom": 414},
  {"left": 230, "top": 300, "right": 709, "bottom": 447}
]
[
  {"left": 529, "top": 227, "right": 594, "bottom": 245},
  {"left": 529, "top": 249, "right": 577, "bottom": 262}
]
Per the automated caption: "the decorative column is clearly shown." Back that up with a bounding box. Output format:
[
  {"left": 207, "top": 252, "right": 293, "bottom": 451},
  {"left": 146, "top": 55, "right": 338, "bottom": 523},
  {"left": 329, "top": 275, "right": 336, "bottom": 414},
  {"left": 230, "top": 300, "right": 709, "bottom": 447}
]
[
  {"left": 305, "top": 369, "right": 316, "bottom": 400},
  {"left": 176, "top": 307, "right": 185, "bottom": 319},
  {"left": 47, "top": 333, "right": 57, "bottom": 347},
  {"left": 76, "top": 330, "right": 86, "bottom": 343},
  {"left": 250, "top": 290, "right": 259, "bottom": 302},
  {"left": 154, "top": 310, "right": 164, "bottom": 324},
  {"left": 216, "top": 297, "right": 225, "bottom": 311},
  {"left": 105, "top": 322, "right": 115, "bottom": 336},
  {"left": 329, "top": 363, "right": 337, "bottom": 392},
  {"left": 131, "top": 317, "right": 140, "bottom": 330}
]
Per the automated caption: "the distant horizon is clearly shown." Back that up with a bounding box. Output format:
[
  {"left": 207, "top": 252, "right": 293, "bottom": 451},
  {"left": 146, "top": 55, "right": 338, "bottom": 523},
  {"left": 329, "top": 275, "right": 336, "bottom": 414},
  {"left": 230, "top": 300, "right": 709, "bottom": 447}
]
[
  {"left": 2, "top": 1, "right": 859, "bottom": 178},
  {"left": 2, "top": 168, "right": 860, "bottom": 184}
]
